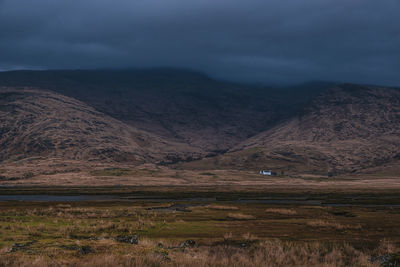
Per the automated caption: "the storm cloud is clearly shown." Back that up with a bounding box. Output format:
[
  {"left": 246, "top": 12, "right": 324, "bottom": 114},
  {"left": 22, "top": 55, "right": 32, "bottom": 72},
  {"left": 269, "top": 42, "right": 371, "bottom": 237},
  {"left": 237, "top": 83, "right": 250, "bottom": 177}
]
[{"left": 0, "top": 0, "right": 399, "bottom": 85}]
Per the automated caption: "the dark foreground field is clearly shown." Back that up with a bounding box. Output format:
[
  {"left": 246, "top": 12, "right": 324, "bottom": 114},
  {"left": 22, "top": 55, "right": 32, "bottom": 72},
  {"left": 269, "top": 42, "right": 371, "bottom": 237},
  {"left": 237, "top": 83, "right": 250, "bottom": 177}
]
[{"left": 0, "top": 188, "right": 399, "bottom": 267}]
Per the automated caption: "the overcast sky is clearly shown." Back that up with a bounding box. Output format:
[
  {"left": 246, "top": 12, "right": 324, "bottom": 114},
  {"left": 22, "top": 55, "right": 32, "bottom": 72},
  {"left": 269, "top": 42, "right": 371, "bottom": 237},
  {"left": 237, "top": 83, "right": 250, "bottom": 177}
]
[{"left": 0, "top": 0, "right": 399, "bottom": 85}]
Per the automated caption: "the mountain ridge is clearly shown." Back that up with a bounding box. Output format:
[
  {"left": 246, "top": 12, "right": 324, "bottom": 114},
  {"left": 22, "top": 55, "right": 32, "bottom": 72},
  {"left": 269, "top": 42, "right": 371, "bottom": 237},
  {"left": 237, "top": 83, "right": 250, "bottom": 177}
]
[
  {"left": 1, "top": 69, "right": 399, "bottom": 176},
  {"left": 0, "top": 69, "right": 332, "bottom": 153}
]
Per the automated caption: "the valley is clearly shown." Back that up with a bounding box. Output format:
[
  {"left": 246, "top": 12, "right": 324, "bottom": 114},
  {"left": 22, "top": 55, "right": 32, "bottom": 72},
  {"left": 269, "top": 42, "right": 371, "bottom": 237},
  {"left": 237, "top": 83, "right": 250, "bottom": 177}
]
[
  {"left": 1, "top": 69, "right": 400, "bottom": 266},
  {"left": 1, "top": 69, "right": 400, "bottom": 177}
]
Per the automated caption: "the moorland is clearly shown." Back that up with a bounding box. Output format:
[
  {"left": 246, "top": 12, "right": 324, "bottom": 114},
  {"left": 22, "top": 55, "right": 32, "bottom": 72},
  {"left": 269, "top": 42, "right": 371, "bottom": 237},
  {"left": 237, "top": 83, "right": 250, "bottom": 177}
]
[{"left": 0, "top": 69, "right": 400, "bottom": 266}]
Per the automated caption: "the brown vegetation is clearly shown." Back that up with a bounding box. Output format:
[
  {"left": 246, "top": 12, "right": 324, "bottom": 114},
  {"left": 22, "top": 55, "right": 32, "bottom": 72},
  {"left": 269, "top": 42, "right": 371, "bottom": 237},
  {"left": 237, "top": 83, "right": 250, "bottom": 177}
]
[
  {"left": 206, "top": 204, "right": 239, "bottom": 210},
  {"left": 265, "top": 208, "right": 297, "bottom": 215},
  {"left": 227, "top": 213, "right": 255, "bottom": 220},
  {"left": 0, "top": 195, "right": 399, "bottom": 266},
  {"left": 182, "top": 85, "right": 400, "bottom": 176},
  {"left": 0, "top": 241, "right": 385, "bottom": 267},
  {"left": 2, "top": 74, "right": 400, "bottom": 178},
  {"left": 0, "top": 87, "right": 199, "bottom": 164}
]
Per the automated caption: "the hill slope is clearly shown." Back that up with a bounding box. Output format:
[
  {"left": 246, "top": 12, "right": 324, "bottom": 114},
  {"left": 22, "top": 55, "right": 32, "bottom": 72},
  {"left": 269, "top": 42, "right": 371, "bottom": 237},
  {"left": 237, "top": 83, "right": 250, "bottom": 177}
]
[
  {"left": 0, "top": 87, "right": 199, "bottom": 164},
  {"left": 3, "top": 70, "right": 399, "bottom": 176},
  {"left": 183, "top": 85, "right": 400, "bottom": 175},
  {"left": 0, "top": 69, "right": 330, "bottom": 153}
]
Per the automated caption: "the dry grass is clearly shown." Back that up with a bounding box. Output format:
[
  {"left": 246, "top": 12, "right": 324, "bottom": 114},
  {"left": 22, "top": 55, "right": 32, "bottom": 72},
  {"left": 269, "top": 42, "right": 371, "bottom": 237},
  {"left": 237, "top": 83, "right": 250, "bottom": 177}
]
[
  {"left": 242, "top": 232, "right": 258, "bottom": 241},
  {"left": 223, "top": 232, "right": 233, "bottom": 240},
  {"left": 2, "top": 158, "right": 400, "bottom": 191},
  {"left": 0, "top": 193, "right": 399, "bottom": 266},
  {"left": 0, "top": 240, "right": 382, "bottom": 267},
  {"left": 227, "top": 213, "right": 255, "bottom": 220},
  {"left": 265, "top": 208, "right": 297, "bottom": 215},
  {"left": 376, "top": 238, "right": 399, "bottom": 255},
  {"left": 206, "top": 205, "right": 239, "bottom": 210}
]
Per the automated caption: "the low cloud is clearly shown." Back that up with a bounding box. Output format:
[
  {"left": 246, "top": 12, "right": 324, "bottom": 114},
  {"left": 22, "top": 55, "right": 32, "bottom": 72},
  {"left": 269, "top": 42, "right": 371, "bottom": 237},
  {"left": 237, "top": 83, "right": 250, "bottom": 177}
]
[{"left": 0, "top": 0, "right": 399, "bottom": 85}]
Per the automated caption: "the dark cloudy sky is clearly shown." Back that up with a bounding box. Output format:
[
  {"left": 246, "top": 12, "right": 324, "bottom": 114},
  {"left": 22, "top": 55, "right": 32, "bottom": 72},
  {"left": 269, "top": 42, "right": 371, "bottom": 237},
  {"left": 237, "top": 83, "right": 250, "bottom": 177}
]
[{"left": 0, "top": 0, "right": 399, "bottom": 85}]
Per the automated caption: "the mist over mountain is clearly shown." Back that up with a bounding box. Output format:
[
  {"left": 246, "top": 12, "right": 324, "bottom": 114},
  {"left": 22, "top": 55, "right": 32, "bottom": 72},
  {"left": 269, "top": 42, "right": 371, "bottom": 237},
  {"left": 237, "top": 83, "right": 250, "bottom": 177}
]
[{"left": 1, "top": 0, "right": 399, "bottom": 86}]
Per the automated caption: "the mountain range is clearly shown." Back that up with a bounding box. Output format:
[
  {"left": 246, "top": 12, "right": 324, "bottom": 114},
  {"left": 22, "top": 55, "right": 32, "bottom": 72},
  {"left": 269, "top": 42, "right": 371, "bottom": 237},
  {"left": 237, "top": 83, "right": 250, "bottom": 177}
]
[{"left": 1, "top": 69, "right": 399, "bottom": 176}]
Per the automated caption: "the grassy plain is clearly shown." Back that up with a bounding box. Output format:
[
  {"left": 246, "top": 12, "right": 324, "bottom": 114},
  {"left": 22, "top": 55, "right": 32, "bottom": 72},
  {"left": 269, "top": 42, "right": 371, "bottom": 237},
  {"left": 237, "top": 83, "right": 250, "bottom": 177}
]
[
  {"left": 1, "top": 162, "right": 400, "bottom": 266},
  {"left": 1, "top": 160, "right": 400, "bottom": 192},
  {"left": 0, "top": 188, "right": 399, "bottom": 266}
]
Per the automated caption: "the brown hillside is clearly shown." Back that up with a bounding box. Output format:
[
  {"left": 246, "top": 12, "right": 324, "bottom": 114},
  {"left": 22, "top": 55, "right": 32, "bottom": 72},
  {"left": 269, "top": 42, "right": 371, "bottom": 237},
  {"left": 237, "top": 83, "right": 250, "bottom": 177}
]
[
  {"left": 0, "top": 70, "right": 330, "bottom": 154},
  {"left": 183, "top": 85, "right": 400, "bottom": 175},
  {"left": 0, "top": 87, "right": 200, "bottom": 164}
]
